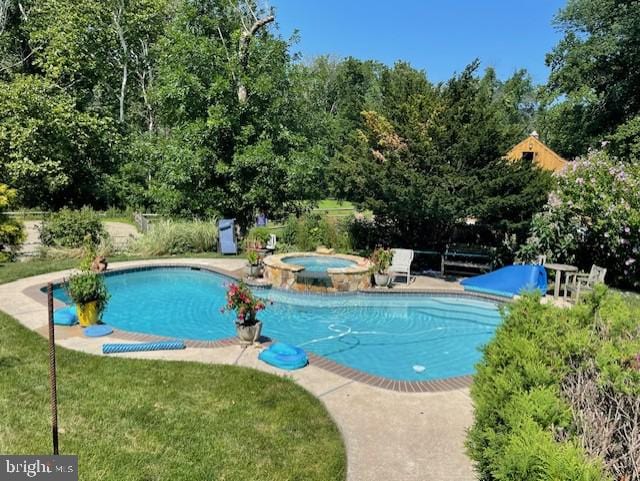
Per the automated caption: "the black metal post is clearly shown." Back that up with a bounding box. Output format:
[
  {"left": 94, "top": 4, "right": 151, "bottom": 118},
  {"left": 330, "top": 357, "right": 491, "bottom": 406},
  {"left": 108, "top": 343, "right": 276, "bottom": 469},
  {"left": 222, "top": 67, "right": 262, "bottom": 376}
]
[{"left": 47, "top": 283, "right": 59, "bottom": 455}]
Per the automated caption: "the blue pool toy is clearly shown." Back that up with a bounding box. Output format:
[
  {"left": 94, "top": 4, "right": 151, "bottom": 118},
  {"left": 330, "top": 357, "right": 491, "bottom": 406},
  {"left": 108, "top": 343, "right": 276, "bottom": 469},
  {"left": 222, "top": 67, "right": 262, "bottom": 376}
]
[
  {"left": 461, "top": 264, "right": 547, "bottom": 298},
  {"left": 102, "top": 340, "right": 186, "bottom": 354},
  {"left": 53, "top": 306, "right": 77, "bottom": 326},
  {"left": 84, "top": 324, "right": 113, "bottom": 338},
  {"left": 259, "top": 343, "right": 308, "bottom": 370}
]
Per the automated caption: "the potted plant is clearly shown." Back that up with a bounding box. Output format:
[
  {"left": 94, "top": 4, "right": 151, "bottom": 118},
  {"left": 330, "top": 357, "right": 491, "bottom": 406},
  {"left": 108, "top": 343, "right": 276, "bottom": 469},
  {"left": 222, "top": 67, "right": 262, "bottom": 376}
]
[
  {"left": 67, "top": 271, "right": 110, "bottom": 326},
  {"left": 66, "top": 236, "right": 110, "bottom": 326},
  {"left": 221, "top": 281, "right": 267, "bottom": 344},
  {"left": 370, "top": 247, "right": 393, "bottom": 287},
  {"left": 245, "top": 250, "right": 262, "bottom": 278}
]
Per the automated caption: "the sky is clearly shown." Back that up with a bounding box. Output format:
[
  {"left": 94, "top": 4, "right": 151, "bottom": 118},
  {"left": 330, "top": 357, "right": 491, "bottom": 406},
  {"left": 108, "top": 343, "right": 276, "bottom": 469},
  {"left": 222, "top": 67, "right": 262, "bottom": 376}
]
[{"left": 270, "top": 0, "right": 567, "bottom": 84}]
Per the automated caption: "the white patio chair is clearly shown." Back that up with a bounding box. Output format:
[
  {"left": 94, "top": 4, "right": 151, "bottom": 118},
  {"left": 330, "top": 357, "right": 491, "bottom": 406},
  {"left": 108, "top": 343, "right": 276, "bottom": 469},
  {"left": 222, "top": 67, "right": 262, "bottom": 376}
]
[
  {"left": 388, "top": 249, "right": 414, "bottom": 285},
  {"left": 563, "top": 264, "right": 607, "bottom": 302},
  {"left": 265, "top": 234, "right": 277, "bottom": 253}
]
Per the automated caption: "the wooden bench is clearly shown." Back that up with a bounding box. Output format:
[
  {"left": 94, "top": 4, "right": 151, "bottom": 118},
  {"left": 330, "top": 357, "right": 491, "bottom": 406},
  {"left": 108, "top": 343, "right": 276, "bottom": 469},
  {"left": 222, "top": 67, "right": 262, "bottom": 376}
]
[{"left": 441, "top": 244, "right": 494, "bottom": 276}]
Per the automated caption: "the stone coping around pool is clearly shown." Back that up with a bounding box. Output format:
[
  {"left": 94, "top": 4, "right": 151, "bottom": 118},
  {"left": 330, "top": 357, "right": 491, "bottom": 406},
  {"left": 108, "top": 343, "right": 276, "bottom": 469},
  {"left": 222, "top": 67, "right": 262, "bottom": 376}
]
[
  {"left": 263, "top": 252, "right": 372, "bottom": 275},
  {"left": 17, "top": 261, "right": 503, "bottom": 393}
]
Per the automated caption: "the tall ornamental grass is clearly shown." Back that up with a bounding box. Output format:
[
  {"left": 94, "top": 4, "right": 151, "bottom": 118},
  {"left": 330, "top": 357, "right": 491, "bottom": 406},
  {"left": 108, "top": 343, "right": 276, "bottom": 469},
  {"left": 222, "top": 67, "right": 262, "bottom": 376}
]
[{"left": 132, "top": 220, "right": 217, "bottom": 256}]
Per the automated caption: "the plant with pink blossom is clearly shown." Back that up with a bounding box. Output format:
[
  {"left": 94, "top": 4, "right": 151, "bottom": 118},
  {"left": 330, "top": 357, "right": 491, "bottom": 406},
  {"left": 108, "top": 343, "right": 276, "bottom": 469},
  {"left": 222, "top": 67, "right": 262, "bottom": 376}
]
[
  {"left": 519, "top": 150, "right": 639, "bottom": 288},
  {"left": 220, "top": 281, "right": 268, "bottom": 326}
]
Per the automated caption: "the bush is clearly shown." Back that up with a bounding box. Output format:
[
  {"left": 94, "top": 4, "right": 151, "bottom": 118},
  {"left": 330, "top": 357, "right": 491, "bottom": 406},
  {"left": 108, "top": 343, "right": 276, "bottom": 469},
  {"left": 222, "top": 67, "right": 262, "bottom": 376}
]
[
  {"left": 131, "top": 220, "right": 217, "bottom": 256},
  {"left": 343, "top": 215, "right": 381, "bottom": 252},
  {"left": 468, "top": 289, "right": 640, "bottom": 480},
  {"left": 39, "top": 207, "right": 107, "bottom": 248},
  {"left": 244, "top": 226, "right": 271, "bottom": 249},
  {"left": 519, "top": 151, "right": 640, "bottom": 289},
  {"left": 280, "top": 213, "right": 352, "bottom": 252},
  {"left": 0, "top": 184, "right": 26, "bottom": 262}
]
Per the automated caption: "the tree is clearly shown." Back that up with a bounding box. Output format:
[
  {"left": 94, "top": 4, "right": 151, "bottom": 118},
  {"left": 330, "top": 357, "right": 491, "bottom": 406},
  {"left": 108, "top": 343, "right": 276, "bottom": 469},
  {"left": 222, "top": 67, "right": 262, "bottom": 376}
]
[
  {"left": 0, "top": 0, "right": 35, "bottom": 77},
  {"left": 0, "top": 75, "right": 118, "bottom": 208},
  {"left": 333, "top": 62, "right": 551, "bottom": 252},
  {"left": 235, "top": 1, "right": 274, "bottom": 104},
  {"left": 544, "top": 0, "right": 640, "bottom": 157},
  {"left": 0, "top": 183, "right": 25, "bottom": 261},
  {"left": 116, "top": 0, "right": 323, "bottom": 227}
]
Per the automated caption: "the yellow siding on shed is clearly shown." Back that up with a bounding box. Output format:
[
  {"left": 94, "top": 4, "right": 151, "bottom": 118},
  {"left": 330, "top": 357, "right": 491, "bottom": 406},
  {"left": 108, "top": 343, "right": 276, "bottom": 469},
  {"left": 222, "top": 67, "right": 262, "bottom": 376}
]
[{"left": 505, "top": 135, "right": 568, "bottom": 173}]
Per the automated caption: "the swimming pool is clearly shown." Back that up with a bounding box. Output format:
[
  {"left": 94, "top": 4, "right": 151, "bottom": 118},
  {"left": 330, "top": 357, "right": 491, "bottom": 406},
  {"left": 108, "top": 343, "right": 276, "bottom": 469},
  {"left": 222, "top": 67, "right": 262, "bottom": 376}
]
[
  {"left": 282, "top": 255, "right": 357, "bottom": 272},
  {"left": 53, "top": 267, "right": 503, "bottom": 381}
]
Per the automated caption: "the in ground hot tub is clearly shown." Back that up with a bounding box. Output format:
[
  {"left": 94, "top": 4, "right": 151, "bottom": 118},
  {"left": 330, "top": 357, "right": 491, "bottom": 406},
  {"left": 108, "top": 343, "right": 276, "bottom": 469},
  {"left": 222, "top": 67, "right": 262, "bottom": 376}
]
[{"left": 263, "top": 253, "right": 372, "bottom": 292}]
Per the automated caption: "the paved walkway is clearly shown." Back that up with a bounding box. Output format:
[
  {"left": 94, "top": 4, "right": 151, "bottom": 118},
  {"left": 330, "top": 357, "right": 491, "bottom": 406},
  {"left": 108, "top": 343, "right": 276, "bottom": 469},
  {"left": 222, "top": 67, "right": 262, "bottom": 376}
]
[
  {"left": 0, "top": 258, "right": 477, "bottom": 481},
  {"left": 19, "top": 221, "right": 140, "bottom": 257}
]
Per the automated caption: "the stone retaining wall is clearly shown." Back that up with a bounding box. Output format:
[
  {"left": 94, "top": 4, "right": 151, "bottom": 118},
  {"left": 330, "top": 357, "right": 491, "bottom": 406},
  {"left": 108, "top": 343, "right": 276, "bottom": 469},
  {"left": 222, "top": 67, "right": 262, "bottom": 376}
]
[{"left": 263, "top": 252, "right": 372, "bottom": 292}]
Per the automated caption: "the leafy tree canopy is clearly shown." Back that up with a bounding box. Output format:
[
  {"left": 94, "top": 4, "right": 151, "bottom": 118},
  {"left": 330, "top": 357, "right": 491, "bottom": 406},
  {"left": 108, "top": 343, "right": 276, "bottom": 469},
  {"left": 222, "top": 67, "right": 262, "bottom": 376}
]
[
  {"left": 331, "top": 61, "right": 551, "bottom": 251},
  {"left": 543, "top": 0, "right": 640, "bottom": 158}
]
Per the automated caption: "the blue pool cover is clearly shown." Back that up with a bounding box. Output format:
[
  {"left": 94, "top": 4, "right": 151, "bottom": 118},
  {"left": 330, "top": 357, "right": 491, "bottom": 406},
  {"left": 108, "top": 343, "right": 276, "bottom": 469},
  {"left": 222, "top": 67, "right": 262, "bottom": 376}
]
[{"left": 461, "top": 265, "right": 547, "bottom": 298}]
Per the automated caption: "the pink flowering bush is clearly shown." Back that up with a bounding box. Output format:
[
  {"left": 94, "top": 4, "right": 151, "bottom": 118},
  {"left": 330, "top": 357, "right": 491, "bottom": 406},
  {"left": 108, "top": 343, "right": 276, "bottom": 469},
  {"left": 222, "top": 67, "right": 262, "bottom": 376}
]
[
  {"left": 519, "top": 150, "right": 639, "bottom": 288},
  {"left": 220, "top": 281, "right": 267, "bottom": 326}
]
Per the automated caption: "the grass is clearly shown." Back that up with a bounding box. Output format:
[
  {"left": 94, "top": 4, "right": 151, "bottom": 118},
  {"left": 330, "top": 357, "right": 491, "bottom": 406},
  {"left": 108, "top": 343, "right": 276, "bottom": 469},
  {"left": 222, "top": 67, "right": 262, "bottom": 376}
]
[
  {"left": 312, "top": 199, "right": 373, "bottom": 220},
  {"left": 0, "top": 258, "right": 346, "bottom": 480},
  {"left": 313, "top": 200, "right": 356, "bottom": 218},
  {"left": 315, "top": 200, "right": 355, "bottom": 210},
  {"left": 0, "top": 313, "right": 346, "bottom": 480},
  {"left": 0, "top": 253, "right": 242, "bottom": 285}
]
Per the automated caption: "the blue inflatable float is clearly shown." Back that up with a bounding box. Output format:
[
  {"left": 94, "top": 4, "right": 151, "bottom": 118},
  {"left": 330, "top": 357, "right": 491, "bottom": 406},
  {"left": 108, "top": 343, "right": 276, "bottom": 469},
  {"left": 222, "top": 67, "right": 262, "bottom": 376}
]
[
  {"left": 461, "top": 264, "right": 547, "bottom": 298},
  {"left": 259, "top": 343, "right": 308, "bottom": 370},
  {"left": 53, "top": 306, "right": 77, "bottom": 326},
  {"left": 102, "top": 340, "right": 186, "bottom": 354},
  {"left": 84, "top": 324, "right": 113, "bottom": 338}
]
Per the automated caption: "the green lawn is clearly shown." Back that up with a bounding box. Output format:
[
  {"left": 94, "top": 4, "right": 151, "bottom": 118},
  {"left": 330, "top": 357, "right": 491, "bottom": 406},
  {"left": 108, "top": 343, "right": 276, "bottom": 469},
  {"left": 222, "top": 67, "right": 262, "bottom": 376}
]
[
  {"left": 315, "top": 200, "right": 355, "bottom": 210},
  {"left": 311, "top": 199, "right": 373, "bottom": 220},
  {"left": 0, "top": 253, "right": 243, "bottom": 285},
  {"left": 0, "top": 256, "right": 346, "bottom": 480}
]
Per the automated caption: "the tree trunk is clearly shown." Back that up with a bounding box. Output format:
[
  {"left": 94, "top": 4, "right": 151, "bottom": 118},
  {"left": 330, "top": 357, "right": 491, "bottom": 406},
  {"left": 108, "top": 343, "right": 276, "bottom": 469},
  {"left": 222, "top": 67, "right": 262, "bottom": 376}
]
[
  {"left": 0, "top": 0, "right": 10, "bottom": 35},
  {"left": 113, "top": 3, "right": 128, "bottom": 123},
  {"left": 236, "top": 13, "right": 274, "bottom": 104},
  {"left": 134, "top": 40, "right": 155, "bottom": 132}
]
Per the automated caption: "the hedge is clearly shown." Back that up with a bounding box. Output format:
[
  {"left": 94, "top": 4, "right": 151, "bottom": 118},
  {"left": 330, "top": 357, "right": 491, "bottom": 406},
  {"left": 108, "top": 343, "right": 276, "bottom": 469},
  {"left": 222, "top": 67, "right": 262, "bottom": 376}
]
[{"left": 468, "top": 287, "right": 640, "bottom": 480}]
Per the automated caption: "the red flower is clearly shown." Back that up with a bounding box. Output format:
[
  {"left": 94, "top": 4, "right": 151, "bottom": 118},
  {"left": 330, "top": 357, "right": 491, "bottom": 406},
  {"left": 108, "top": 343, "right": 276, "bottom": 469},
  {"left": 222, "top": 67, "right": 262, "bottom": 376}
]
[{"left": 219, "top": 280, "right": 268, "bottom": 323}]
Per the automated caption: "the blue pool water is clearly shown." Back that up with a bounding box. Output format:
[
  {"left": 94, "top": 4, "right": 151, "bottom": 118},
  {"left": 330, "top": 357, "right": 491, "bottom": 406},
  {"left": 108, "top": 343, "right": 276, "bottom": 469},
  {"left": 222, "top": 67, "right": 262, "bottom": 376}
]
[
  {"left": 282, "top": 256, "right": 356, "bottom": 272},
  {"left": 53, "top": 268, "right": 503, "bottom": 381}
]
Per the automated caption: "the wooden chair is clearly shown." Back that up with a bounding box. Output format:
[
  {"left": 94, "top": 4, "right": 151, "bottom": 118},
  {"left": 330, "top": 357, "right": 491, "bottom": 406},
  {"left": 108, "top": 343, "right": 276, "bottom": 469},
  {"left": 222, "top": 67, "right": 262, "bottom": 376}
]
[{"left": 563, "top": 265, "right": 607, "bottom": 302}]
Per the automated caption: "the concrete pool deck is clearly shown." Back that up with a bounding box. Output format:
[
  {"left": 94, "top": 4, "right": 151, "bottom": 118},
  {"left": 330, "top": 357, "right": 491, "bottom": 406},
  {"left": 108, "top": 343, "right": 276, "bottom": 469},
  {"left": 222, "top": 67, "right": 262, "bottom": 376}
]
[{"left": 0, "top": 258, "right": 478, "bottom": 481}]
